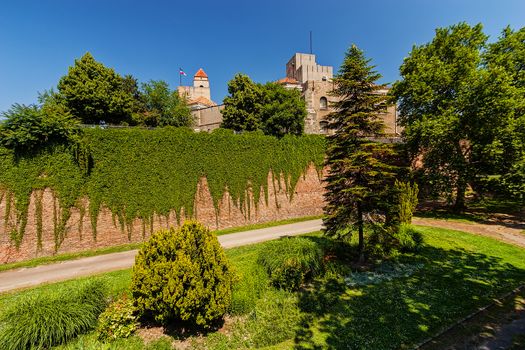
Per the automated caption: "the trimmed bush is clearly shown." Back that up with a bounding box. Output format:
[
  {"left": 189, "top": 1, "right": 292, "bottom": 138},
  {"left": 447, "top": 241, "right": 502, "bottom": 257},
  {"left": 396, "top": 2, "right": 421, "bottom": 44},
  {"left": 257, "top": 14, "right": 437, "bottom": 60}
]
[
  {"left": 97, "top": 295, "right": 139, "bottom": 342},
  {"left": 131, "top": 221, "right": 234, "bottom": 328},
  {"left": 257, "top": 237, "right": 323, "bottom": 291},
  {"left": 0, "top": 280, "right": 106, "bottom": 350}
]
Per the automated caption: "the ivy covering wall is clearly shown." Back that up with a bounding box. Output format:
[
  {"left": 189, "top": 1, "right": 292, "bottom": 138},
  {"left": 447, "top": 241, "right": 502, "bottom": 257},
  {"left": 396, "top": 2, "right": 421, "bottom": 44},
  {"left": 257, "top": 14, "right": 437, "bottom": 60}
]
[{"left": 0, "top": 128, "right": 325, "bottom": 249}]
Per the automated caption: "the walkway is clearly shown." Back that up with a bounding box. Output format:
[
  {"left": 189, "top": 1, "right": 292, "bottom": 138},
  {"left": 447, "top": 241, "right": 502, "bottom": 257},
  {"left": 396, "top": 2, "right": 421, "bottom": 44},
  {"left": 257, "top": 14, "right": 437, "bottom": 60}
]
[{"left": 0, "top": 219, "right": 324, "bottom": 293}]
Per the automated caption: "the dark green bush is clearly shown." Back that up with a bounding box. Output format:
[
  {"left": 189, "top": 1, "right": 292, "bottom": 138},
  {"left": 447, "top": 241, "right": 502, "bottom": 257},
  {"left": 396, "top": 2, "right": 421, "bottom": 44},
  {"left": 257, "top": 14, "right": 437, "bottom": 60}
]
[
  {"left": 131, "top": 221, "right": 234, "bottom": 328},
  {"left": 393, "top": 224, "right": 424, "bottom": 252},
  {"left": 97, "top": 295, "right": 139, "bottom": 342},
  {"left": 257, "top": 237, "right": 323, "bottom": 291},
  {"left": 0, "top": 280, "right": 106, "bottom": 350}
]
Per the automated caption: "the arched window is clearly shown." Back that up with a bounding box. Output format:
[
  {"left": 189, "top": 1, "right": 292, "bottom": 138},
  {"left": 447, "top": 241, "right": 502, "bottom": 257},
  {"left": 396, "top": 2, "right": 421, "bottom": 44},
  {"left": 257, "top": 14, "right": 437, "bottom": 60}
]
[{"left": 320, "top": 97, "right": 328, "bottom": 110}]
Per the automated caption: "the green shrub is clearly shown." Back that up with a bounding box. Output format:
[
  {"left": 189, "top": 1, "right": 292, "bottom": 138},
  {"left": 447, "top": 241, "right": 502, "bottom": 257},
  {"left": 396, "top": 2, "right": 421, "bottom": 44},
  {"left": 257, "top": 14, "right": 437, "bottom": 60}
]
[
  {"left": 97, "top": 295, "right": 139, "bottom": 342},
  {"left": 246, "top": 289, "right": 301, "bottom": 347},
  {"left": 131, "top": 221, "right": 234, "bottom": 328},
  {"left": 393, "top": 224, "right": 424, "bottom": 252},
  {"left": 257, "top": 237, "right": 323, "bottom": 291},
  {"left": 395, "top": 180, "right": 419, "bottom": 224},
  {"left": 0, "top": 280, "right": 106, "bottom": 350}
]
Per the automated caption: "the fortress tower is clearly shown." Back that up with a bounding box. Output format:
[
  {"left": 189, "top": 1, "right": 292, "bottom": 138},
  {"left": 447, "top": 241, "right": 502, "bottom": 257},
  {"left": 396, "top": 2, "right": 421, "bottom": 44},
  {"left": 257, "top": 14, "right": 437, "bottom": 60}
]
[{"left": 178, "top": 68, "right": 215, "bottom": 109}]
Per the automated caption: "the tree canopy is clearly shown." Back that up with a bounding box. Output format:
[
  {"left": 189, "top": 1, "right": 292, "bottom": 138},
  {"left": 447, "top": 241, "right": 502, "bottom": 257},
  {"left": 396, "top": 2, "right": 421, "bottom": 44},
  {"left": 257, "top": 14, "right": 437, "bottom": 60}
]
[
  {"left": 138, "top": 80, "right": 192, "bottom": 127},
  {"left": 391, "top": 23, "right": 525, "bottom": 208},
  {"left": 57, "top": 52, "right": 135, "bottom": 125},
  {"left": 221, "top": 74, "right": 306, "bottom": 137}
]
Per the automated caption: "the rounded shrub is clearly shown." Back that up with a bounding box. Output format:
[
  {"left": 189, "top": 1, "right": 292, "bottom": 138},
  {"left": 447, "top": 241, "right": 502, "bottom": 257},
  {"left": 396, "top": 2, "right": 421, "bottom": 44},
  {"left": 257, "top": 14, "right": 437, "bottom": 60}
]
[
  {"left": 131, "top": 221, "right": 234, "bottom": 328},
  {"left": 97, "top": 295, "right": 139, "bottom": 342},
  {"left": 394, "top": 224, "right": 424, "bottom": 252},
  {"left": 0, "top": 280, "right": 106, "bottom": 350},
  {"left": 257, "top": 237, "right": 323, "bottom": 291}
]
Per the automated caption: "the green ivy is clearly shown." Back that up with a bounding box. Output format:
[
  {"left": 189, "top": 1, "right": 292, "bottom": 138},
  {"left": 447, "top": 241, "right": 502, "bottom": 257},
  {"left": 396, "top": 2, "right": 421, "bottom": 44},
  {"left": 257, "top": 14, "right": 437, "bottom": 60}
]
[{"left": 0, "top": 128, "right": 326, "bottom": 250}]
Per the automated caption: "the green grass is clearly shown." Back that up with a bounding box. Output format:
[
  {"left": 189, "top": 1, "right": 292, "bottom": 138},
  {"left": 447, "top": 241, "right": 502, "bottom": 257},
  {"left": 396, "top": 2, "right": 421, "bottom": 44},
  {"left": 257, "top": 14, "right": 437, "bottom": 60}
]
[
  {"left": 0, "top": 215, "right": 322, "bottom": 273},
  {"left": 2, "top": 226, "right": 525, "bottom": 349},
  {"left": 213, "top": 215, "right": 322, "bottom": 236}
]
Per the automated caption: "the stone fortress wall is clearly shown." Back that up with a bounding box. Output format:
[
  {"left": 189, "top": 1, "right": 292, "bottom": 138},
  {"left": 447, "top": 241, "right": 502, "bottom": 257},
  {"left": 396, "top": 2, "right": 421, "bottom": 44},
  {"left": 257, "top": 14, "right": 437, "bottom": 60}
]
[{"left": 0, "top": 165, "right": 325, "bottom": 264}]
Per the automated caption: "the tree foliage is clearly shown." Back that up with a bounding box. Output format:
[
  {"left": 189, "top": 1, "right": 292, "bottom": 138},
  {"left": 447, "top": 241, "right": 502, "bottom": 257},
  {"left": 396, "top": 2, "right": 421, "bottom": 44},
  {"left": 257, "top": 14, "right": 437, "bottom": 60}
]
[
  {"left": 221, "top": 74, "right": 263, "bottom": 132},
  {"left": 138, "top": 80, "right": 192, "bottom": 127},
  {"left": 0, "top": 103, "right": 78, "bottom": 152},
  {"left": 392, "top": 23, "right": 525, "bottom": 207},
  {"left": 131, "top": 221, "right": 234, "bottom": 328},
  {"left": 323, "top": 46, "right": 398, "bottom": 261},
  {"left": 57, "top": 52, "right": 135, "bottom": 125},
  {"left": 221, "top": 74, "right": 306, "bottom": 137}
]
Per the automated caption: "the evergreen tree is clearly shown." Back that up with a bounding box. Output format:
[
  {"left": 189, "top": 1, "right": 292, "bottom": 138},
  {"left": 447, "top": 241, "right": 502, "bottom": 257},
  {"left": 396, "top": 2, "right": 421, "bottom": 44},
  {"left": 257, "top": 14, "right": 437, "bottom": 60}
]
[{"left": 323, "top": 46, "right": 397, "bottom": 262}]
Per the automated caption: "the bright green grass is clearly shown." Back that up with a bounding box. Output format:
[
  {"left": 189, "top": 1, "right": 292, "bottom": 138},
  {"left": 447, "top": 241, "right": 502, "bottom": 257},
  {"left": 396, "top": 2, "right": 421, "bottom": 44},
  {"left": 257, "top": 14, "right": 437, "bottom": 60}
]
[
  {"left": 0, "top": 215, "right": 322, "bottom": 273},
  {"left": 2, "top": 226, "right": 525, "bottom": 350}
]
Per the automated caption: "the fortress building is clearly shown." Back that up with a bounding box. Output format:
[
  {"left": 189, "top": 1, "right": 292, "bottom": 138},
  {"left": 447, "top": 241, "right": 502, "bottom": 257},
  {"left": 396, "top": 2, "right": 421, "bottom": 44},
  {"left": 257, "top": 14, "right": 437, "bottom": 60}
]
[
  {"left": 178, "top": 68, "right": 224, "bottom": 131},
  {"left": 181, "top": 54, "right": 400, "bottom": 135},
  {"left": 277, "top": 53, "right": 399, "bottom": 135}
]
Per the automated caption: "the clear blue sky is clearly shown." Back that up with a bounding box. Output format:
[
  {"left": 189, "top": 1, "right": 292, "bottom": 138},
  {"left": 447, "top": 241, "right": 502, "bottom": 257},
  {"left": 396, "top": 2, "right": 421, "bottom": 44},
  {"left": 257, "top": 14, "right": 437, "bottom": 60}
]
[{"left": 1, "top": 0, "right": 525, "bottom": 113}]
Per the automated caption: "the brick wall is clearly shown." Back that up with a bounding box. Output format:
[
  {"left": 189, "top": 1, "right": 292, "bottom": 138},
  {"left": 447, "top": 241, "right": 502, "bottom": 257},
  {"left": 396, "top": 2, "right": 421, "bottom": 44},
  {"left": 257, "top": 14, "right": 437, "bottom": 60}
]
[{"left": 0, "top": 164, "right": 325, "bottom": 263}]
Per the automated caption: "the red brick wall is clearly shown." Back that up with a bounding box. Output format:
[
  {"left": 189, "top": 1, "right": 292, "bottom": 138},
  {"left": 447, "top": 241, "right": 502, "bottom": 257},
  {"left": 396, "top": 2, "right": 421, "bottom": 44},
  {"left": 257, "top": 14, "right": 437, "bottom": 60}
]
[{"left": 0, "top": 164, "right": 325, "bottom": 263}]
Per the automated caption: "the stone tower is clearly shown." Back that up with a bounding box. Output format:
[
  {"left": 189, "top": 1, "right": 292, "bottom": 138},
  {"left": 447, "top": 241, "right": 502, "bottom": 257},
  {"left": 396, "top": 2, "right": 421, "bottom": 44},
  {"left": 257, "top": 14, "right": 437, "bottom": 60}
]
[{"left": 191, "top": 68, "right": 211, "bottom": 101}]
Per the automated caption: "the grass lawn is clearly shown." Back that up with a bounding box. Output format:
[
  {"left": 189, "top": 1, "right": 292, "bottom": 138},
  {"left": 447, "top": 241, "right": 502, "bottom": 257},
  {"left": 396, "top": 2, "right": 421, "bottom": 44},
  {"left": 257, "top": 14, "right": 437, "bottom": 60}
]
[
  {"left": 1, "top": 225, "right": 525, "bottom": 349},
  {"left": 0, "top": 215, "right": 322, "bottom": 273}
]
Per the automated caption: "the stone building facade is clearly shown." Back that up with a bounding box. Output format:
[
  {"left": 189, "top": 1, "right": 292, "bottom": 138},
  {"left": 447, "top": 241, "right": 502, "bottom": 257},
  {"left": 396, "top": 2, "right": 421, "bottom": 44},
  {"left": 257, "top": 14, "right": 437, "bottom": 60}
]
[
  {"left": 179, "top": 53, "right": 400, "bottom": 135},
  {"left": 277, "top": 53, "right": 400, "bottom": 135}
]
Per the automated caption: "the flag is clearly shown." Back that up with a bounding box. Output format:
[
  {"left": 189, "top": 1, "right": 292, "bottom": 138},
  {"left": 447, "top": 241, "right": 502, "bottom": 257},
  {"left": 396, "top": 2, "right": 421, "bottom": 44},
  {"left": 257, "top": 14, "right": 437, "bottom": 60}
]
[{"left": 179, "top": 68, "right": 187, "bottom": 76}]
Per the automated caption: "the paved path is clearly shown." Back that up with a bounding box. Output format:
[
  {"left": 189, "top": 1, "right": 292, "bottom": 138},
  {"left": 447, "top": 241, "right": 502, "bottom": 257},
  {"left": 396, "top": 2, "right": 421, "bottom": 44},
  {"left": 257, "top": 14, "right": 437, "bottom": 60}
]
[
  {"left": 0, "top": 219, "right": 323, "bottom": 293},
  {"left": 413, "top": 217, "right": 525, "bottom": 248}
]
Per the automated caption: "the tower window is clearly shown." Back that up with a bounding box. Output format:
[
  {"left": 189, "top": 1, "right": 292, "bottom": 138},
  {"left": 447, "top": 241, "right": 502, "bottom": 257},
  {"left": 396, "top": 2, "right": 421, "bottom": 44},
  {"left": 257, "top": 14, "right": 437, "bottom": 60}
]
[
  {"left": 199, "top": 85, "right": 204, "bottom": 88},
  {"left": 320, "top": 97, "right": 328, "bottom": 110}
]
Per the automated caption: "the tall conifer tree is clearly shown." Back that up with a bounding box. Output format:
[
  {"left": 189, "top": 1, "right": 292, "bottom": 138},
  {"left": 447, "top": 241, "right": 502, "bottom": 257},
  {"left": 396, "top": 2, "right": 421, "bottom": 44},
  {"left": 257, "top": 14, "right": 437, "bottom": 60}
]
[{"left": 323, "top": 46, "right": 397, "bottom": 262}]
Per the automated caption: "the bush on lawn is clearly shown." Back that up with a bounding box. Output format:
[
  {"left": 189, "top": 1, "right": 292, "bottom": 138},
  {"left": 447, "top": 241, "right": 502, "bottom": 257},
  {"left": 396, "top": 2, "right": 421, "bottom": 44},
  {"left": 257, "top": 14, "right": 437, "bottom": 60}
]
[
  {"left": 0, "top": 280, "right": 106, "bottom": 350},
  {"left": 97, "top": 295, "right": 139, "bottom": 342},
  {"left": 393, "top": 224, "right": 424, "bottom": 252},
  {"left": 131, "top": 221, "right": 234, "bottom": 328},
  {"left": 257, "top": 237, "right": 323, "bottom": 291}
]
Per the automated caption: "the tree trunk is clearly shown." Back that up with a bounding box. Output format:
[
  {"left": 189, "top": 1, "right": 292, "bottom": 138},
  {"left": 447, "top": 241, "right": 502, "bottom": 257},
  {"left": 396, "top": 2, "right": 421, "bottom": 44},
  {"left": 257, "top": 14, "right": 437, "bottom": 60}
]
[
  {"left": 454, "top": 177, "right": 467, "bottom": 213},
  {"left": 357, "top": 203, "right": 365, "bottom": 263}
]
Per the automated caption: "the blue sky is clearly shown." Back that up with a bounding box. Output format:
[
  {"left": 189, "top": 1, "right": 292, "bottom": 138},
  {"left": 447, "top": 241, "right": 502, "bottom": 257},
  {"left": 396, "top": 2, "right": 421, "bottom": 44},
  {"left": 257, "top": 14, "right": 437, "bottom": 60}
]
[{"left": 1, "top": 0, "right": 525, "bottom": 113}]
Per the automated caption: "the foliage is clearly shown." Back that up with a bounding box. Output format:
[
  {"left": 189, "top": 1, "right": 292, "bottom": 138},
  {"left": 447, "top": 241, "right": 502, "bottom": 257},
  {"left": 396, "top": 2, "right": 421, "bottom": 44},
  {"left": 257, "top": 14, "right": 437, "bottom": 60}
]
[
  {"left": 259, "top": 82, "right": 306, "bottom": 137},
  {"left": 221, "top": 74, "right": 307, "bottom": 137},
  {"left": 0, "top": 280, "right": 106, "bottom": 350},
  {"left": 246, "top": 289, "right": 302, "bottom": 347},
  {"left": 323, "top": 45, "right": 398, "bottom": 262},
  {"left": 97, "top": 295, "right": 139, "bottom": 342},
  {"left": 392, "top": 23, "right": 525, "bottom": 208},
  {"left": 4, "top": 228, "right": 525, "bottom": 349},
  {"left": 394, "top": 180, "right": 419, "bottom": 224},
  {"left": 138, "top": 80, "right": 192, "bottom": 127},
  {"left": 0, "top": 128, "right": 325, "bottom": 248},
  {"left": 131, "top": 221, "right": 234, "bottom": 328},
  {"left": 257, "top": 237, "right": 323, "bottom": 291},
  {"left": 392, "top": 224, "right": 424, "bottom": 252},
  {"left": 230, "top": 264, "right": 268, "bottom": 315},
  {"left": 57, "top": 52, "right": 135, "bottom": 125},
  {"left": 221, "top": 74, "right": 263, "bottom": 132},
  {"left": 0, "top": 103, "right": 79, "bottom": 152}
]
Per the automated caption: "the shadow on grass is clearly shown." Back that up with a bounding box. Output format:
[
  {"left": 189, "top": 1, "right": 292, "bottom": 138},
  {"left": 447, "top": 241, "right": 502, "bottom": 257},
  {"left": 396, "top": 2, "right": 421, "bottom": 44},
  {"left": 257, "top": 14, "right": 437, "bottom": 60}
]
[{"left": 293, "top": 245, "right": 525, "bottom": 350}]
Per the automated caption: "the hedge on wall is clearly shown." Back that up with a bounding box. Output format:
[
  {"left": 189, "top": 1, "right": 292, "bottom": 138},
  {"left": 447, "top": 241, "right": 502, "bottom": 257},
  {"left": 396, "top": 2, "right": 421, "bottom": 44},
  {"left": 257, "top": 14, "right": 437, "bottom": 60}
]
[{"left": 0, "top": 127, "right": 325, "bottom": 250}]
